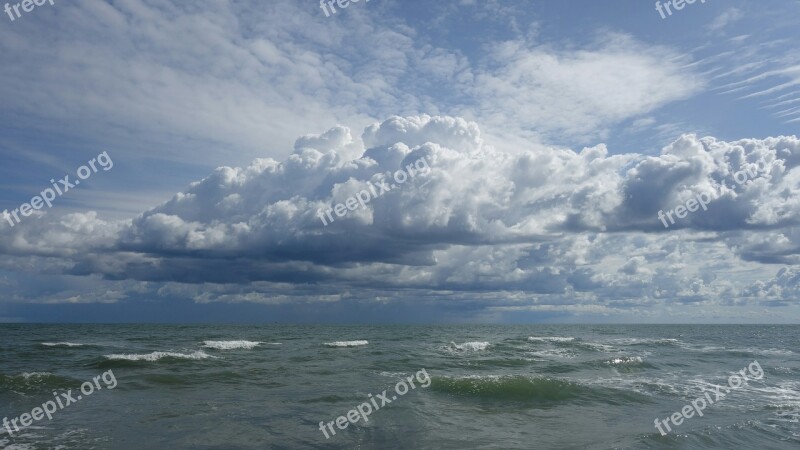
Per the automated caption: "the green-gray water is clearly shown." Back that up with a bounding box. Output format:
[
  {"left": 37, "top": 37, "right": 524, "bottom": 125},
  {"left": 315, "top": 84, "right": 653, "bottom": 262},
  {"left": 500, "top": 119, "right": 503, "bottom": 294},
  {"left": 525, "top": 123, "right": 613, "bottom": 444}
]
[{"left": 1, "top": 324, "right": 798, "bottom": 449}]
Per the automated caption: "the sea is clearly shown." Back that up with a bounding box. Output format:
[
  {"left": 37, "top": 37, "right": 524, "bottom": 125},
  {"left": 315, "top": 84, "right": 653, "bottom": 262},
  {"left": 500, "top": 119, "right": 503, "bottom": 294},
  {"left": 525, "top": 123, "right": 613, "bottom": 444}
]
[{"left": 1, "top": 324, "right": 799, "bottom": 449}]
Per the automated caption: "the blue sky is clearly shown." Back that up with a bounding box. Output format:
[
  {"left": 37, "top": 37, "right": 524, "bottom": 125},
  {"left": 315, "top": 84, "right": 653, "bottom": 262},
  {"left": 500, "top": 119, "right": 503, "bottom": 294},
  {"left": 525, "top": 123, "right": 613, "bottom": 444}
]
[{"left": 1, "top": 0, "right": 799, "bottom": 323}]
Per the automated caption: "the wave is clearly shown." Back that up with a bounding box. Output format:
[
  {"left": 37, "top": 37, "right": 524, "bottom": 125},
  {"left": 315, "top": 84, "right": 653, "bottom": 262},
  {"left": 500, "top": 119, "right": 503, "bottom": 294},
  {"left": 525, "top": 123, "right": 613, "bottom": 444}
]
[
  {"left": 104, "top": 351, "right": 215, "bottom": 362},
  {"left": 670, "top": 343, "right": 793, "bottom": 356},
  {"left": 596, "top": 356, "right": 657, "bottom": 373},
  {"left": 323, "top": 340, "right": 368, "bottom": 347},
  {"left": 606, "top": 356, "right": 644, "bottom": 365},
  {"left": 756, "top": 384, "right": 800, "bottom": 410},
  {"left": 202, "top": 340, "right": 261, "bottom": 350},
  {"left": 379, "top": 371, "right": 410, "bottom": 378},
  {"left": 527, "top": 337, "right": 625, "bottom": 355},
  {"left": 0, "top": 437, "right": 33, "bottom": 450},
  {"left": 530, "top": 349, "right": 577, "bottom": 359},
  {"left": 41, "top": 342, "right": 87, "bottom": 347},
  {"left": 22, "top": 371, "right": 53, "bottom": 378},
  {"left": 528, "top": 336, "right": 575, "bottom": 343},
  {"left": 446, "top": 341, "right": 490, "bottom": 352},
  {"left": 576, "top": 342, "right": 619, "bottom": 353},
  {"left": 680, "top": 344, "right": 726, "bottom": 353},
  {"left": 0, "top": 372, "right": 76, "bottom": 392},
  {"left": 298, "top": 395, "right": 350, "bottom": 404},
  {"left": 430, "top": 375, "right": 589, "bottom": 403},
  {"left": 610, "top": 338, "right": 680, "bottom": 346},
  {"left": 730, "top": 347, "right": 793, "bottom": 356}
]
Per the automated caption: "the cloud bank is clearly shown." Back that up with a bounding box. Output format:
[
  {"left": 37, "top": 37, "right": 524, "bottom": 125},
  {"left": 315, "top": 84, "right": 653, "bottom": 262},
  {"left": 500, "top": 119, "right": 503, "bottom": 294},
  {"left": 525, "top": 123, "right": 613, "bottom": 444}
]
[{"left": 1, "top": 115, "right": 798, "bottom": 321}]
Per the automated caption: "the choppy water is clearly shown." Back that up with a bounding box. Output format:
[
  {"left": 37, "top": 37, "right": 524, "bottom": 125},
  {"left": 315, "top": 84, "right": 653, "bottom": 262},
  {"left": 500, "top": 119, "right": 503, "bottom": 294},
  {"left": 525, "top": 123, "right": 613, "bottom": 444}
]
[{"left": 1, "top": 324, "right": 799, "bottom": 449}]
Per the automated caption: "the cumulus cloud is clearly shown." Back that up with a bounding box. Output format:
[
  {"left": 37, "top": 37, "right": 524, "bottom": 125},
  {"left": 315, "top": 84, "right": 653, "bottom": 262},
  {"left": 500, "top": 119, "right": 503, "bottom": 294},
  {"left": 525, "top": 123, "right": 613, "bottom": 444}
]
[{"left": 1, "top": 115, "right": 798, "bottom": 316}]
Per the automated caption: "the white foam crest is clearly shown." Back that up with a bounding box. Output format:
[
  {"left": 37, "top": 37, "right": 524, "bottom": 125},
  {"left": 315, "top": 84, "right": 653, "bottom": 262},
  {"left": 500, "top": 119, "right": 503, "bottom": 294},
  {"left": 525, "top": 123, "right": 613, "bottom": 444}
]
[
  {"left": 729, "top": 347, "right": 793, "bottom": 356},
  {"left": 610, "top": 338, "right": 680, "bottom": 346},
  {"left": 21, "top": 372, "right": 53, "bottom": 379},
  {"left": 680, "top": 344, "right": 726, "bottom": 353},
  {"left": 770, "top": 410, "right": 800, "bottom": 423},
  {"left": 584, "top": 375, "right": 665, "bottom": 396},
  {"left": 579, "top": 342, "right": 618, "bottom": 352},
  {"left": 446, "top": 374, "right": 503, "bottom": 381},
  {"left": 104, "top": 351, "right": 214, "bottom": 361},
  {"left": 379, "top": 371, "right": 407, "bottom": 378},
  {"left": 41, "top": 342, "right": 85, "bottom": 347},
  {"left": 754, "top": 382, "right": 800, "bottom": 407},
  {"left": 607, "top": 356, "right": 644, "bottom": 365},
  {"left": 528, "top": 336, "right": 575, "bottom": 342},
  {"left": 324, "top": 340, "right": 368, "bottom": 347},
  {"left": 680, "top": 343, "right": 792, "bottom": 355},
  {"left": 0, "top": 436, "right": 35, "bottom": 449},
  {"left": 202, "top": 340, "right": 261, "bottom": 350},
  {"left": 530, "top": 349, "right": 576, "bottom": 359},
  {"left": 448, "top": 341, "right": 490, "bottom": 352}
]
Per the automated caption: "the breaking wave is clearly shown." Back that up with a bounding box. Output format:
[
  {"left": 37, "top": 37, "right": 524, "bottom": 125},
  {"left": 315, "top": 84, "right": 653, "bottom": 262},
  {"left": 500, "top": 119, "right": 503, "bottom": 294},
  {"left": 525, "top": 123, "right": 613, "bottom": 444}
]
[
  {"left": 324, "top": 340, "right": 369, "bottom": 347},
  {"left": 607, "top": 356, "right": 644, "bottom": 365},
  {"left": 41, "top": 342, "right": 87, "bottom": 347},
  {"left": 202, "top": 340, "right": 261, "bottom": 350},
  {"left": 104, "top": 351, "right": 214, "bottom": 362},
  {"left": 446, "top": 341, "right": 490, "bottom": 352},
  {"left": 430, "top": 375, "right": 587, "bottom": 403},
  {"left": 528, "top": 336, "right": 576, "bottom": 343},
  {"left": 0, "top": 372, "right": 76, "bottom": 391}
]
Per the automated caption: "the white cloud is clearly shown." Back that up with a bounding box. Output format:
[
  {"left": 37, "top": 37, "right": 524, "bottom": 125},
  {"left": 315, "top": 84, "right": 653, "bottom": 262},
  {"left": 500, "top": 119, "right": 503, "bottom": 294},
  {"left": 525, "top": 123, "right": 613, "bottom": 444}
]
[
  {"left": 462, "top": 35, "right": 704, "bottom": 144},
  {"left": 709, "top": 8, "right": 744, "bottom": 32},
  {"left": 0, "top": 115, "right": 797, "bottom": 317}
]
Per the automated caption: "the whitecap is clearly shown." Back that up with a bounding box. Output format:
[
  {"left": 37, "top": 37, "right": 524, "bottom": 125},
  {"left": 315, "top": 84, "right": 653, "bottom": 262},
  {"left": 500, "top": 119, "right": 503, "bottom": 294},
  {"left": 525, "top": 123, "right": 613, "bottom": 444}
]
[
  {"left": 607, "top": 356, "right": 643, "bottom": 365},
  {"left": 579, "top": 342, "right": 618, "bottom": 353},
  {"left": 41, "top": 342, "right": 85, "bottom": 347},
  {"left": 609, "top": 338, "right": 680, "bottom": 347},
  {"left": 379, "top": 371, "right": 408, "bottom": 378},
  {"left": 729, "top": 347, "right": 793, "bottom": 356},
  {"left": 681, "top": 344, "right": 726, "bottom": 353},
  {"left": 0, "top": 436, "right": 35, "bottom": 449},
  {"left": 528, "top": 336, "right": 575, "bottom": 343},
  {"left": 21, "top": 372, "right": 53, "bottom": 379},
  {"left": 447, "top": 341, "right": 490, "bottom": 352},
  {"left": 324, "top": 340, "right": 368, "bottom": 347},
  {"left": 202, "top": 340, "right": 261, "bottom": 350},
  {"left": 530, "top": 349, "right": 576, "bottom": 359},
  {"left": 104, "top": 351, "right": 214, "bottom": 361}
]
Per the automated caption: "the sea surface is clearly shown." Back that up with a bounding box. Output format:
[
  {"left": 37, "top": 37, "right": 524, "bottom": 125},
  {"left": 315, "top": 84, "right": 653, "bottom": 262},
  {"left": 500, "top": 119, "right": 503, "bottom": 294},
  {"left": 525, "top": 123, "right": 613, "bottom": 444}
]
[{"left": 1, "top": 324, "right": 799, "bottom": 449}]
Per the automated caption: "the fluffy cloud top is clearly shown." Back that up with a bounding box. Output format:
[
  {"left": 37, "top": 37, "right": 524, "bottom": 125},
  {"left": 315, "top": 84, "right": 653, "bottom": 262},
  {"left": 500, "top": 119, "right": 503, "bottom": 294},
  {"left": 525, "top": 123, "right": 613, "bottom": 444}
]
[{"left": 1, "top": 116, "right": 798, "bottom": 316}]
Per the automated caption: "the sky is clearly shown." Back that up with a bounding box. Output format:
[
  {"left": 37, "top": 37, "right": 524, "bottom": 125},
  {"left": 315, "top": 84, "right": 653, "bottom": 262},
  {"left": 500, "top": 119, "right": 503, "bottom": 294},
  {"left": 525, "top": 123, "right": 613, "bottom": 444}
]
[{"left": 0, "top": 0, "right": 799, "bottom": 323}]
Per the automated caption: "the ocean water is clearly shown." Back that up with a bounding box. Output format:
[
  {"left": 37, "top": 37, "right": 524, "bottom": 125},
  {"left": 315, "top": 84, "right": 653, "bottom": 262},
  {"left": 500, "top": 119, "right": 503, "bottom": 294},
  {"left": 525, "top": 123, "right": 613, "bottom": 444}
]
[{"left": 1, "top": 324, "right": 799, "bottom": 449}]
